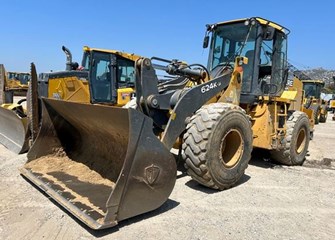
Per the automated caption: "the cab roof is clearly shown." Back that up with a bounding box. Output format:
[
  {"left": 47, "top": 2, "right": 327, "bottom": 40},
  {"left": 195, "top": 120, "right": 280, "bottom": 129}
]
[
  {"left": 83, "top": 46, "right": 141, "bottom": 61},
  {"left": 214, "top": 17, "right": 290, "bottom": 35},
  {"left": 302, "top": 79, "right": 325, "bottom": 85},
  {"left": 8, "top": 71, "right": 30, "bottom": 75}
]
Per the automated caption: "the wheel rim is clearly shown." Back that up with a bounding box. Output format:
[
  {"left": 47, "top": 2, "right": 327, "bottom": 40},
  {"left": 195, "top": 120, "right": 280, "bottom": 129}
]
[
  {"left": 296, "top": 128, "right": 306, "bottom": 154},
  {"left": 220, "top": 129, "right": 244, "bottom": 168}
]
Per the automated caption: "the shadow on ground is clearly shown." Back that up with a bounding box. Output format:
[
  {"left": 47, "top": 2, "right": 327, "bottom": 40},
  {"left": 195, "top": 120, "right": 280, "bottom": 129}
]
[
  {"left": 304, "top": 157, "right": 335, "bottom": 169},
  {"left": 249, "top": 148, "right": 283, "bottom": 169},
  {"left": 91, "top": 199, "right": 180, "bottom": 238},
  {"left": 184, "top": 173, "right": 251, "bottom": 194}
]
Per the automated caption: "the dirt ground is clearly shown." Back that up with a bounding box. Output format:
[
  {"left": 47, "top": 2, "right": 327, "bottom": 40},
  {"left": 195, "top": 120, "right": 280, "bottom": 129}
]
[{"left": 1, "top": 115, "right": 335, "bottom": 240}]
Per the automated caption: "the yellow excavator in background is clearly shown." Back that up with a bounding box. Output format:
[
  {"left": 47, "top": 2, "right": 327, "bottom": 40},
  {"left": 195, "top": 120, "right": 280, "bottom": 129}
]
[
  {"left": 21, "top": 17, "right": 313, "bottom": 229},
  {"left": 0, "top": 46, "right": 140, "bottom": 153}
]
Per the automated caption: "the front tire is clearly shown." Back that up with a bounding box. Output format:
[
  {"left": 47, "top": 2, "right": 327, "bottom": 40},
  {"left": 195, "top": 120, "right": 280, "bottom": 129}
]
[
  {"left": 182, "top": 103, "right": 253, "bottom": 190},
  {"left": 271, "top": 111, "right": 310, "bottom": 165}
]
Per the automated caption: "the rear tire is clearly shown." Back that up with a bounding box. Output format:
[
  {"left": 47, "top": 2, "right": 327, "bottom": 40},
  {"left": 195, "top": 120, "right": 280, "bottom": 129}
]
[
  {"left": 319, "top": 106, "right": 327, "bottom": 123},
  {"left": 319, "top": 114, "right": 327, "bottom": 123},
  {"left": 182, "top": 103, "right": 252, "bottom": 190},
  {"left": 271, "top": 111, "right": 310, "bottom": 165},
  {"left": 310, "top": 105, "right": 320, "bottom": 124}
]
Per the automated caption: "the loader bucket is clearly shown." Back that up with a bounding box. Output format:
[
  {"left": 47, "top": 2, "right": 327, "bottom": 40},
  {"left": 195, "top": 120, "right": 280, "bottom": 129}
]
[
  {"left": 21, "top": 98, "right": 177, "bottom": 230},
  {"left": 0, "top": 106, "right": 29, "bottom": 153}
]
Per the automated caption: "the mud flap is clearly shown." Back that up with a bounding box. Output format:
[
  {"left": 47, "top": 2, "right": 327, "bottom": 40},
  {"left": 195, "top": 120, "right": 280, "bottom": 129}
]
[
  {"left": 0, "top": 106, "right": 29, "bottom": 153},
  {"left": 21, "top": 98, "right": 177, "bottom": 229}
]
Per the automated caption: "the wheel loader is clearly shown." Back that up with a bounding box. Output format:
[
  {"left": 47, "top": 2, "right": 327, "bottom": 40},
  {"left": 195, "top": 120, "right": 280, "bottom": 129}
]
[
  {"left": 5, "top": 70, "right": 30, "bottom": 96},
  {"left": 302, "top": 79, "right": 327, "bottom": 123},
  {"left": 282, "top": 71, "right": 315, "bottom": 138},
  {"left": 0, "top": 46, "right": 140, "bottom": 153},
  {"left": 0, "top": 64, "right": 30, "bottom": 101},
  {"left": 21, "top": 17, "right": 311, "bottom": 229}
]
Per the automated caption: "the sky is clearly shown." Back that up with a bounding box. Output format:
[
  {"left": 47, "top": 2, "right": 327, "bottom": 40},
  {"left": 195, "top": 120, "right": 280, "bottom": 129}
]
[{"left": 1, "top": 0, "right": 335, "bottom": 73}]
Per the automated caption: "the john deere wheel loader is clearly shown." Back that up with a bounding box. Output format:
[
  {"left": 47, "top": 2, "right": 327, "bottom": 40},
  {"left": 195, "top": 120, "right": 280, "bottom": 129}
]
[
  {"left": 0, "top": 46, "right": 140, "bottom": 153},
  {"left": 302, "top": 79, "right": 328, "bottom": 123},
  {"left": 21, "top": 17, "right": 311, "bottom": 229}
]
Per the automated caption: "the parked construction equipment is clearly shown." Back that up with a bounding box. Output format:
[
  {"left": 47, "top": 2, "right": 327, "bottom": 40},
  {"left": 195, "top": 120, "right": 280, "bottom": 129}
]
[
  {"left": 302, "top": 79, "right": 328, "bottom": 123},
  {"left": 0, "top": 46, "right": 140, "bottom": 153},
  {"left": 330, "top": 98, "right": 335, "bottom": 120},
  {"left": 21, "top": 17, "right": 312, "bottom": 229},
  {"left": 0, "top": 64, "right": 30, "bottom": 152},
  {"left": 329, "top": 99, "right": 335, "bottom": 113},
  {"left": 0, "top": 64, "right": 30, "bottom": 103}
]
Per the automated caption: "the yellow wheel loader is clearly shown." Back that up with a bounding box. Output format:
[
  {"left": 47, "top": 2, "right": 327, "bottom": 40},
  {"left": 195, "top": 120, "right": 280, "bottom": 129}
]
[
  {"left": 302, "top": 79, "right": 328, "bottom": 123},
  {"left": 6, "top": 71, "right": 30, "bottom": 94},
  {"left": 330, "top": 99, "right": 335, "bottom": 112},
  {"left": 284, "top": 75, "right": 315, "bottom": 139},
  {"left": 0, "top": 46, "right": 140, "bottom": 153},
  {"left": 21, "top": 17, "right": 311, "bottom": 229},
  {"left": 0, "top": 64, "right": 30, "bottom": 102}
]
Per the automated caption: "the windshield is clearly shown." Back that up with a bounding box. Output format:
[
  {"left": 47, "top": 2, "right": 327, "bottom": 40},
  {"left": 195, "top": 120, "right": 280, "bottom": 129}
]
[
  {"left": 303, "top": 83, "right": 321, "bottom": 98},
  {"left": 117, "top": 58, "right": 135, "bottom": 86},
  {"left": 208, "top": 22, "right": 257, "bottom": 72}
]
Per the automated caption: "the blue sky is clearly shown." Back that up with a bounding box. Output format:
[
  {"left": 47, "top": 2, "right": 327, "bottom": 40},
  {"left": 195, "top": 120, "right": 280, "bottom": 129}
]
[{"left": 1, "top": 0, "right": 334, "bottom": 73}]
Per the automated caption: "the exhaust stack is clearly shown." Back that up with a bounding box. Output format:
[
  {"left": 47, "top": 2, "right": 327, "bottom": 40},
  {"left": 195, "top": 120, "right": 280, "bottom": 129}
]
[{"left": 62, "top": 46, "right": 73, "bottom": 71}]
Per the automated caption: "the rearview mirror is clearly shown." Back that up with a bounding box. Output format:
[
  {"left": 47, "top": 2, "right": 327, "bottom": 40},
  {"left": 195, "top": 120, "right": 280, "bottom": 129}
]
[{"left": 203, "top": 36, "right": 209, "bottom": 48}]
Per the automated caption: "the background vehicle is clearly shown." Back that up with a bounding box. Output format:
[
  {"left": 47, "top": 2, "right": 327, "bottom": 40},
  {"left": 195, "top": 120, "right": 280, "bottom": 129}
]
[
  {"left": 0, "top": 64, "right": 30, "bottom": 103},
  {"left": 0, "top": 46, "right": 140, "bottom": 153},
  {"left": 302, "top": 79, "right": 328, "bottom": 123},
  {"left": 329, "top": 98, "right": 335, "bottom": 113},
  {"left": 21, "top": 17, "right": 312, "bottom": 229}
]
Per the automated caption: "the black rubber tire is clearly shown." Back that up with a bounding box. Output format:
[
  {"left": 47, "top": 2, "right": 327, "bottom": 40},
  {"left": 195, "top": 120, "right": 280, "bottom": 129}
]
[
  {"left": 319, "top": 114, "right": 327, "bottom": 123},
  {"left": 182, "top": 103, "right": 253, "bottom": 190},
  {"left": 270, "top": 111, "right": 310, "bottom": 166},
  {"left": 309, "top": 104, "right": 320, "bottom": 124},
  {"left": 319, "top": 105, "right": 327, "bottom": 123}
]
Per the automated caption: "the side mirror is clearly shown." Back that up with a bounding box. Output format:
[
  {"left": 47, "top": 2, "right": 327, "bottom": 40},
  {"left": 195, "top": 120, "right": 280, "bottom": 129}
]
[{"left": 203, "top": 36, "right": 209, "bottom": 48}]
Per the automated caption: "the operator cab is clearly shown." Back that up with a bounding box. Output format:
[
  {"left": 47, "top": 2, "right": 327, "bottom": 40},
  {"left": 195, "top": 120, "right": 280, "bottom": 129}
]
[
  {"left": 205, "top": 17, "right": 290, "bottom": 104},
  {"left": 302, "top": 80, "right": 324, "bottom": 99},
  {"left": 82, "top": 50, "right": 136, "bottom": 104}
]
